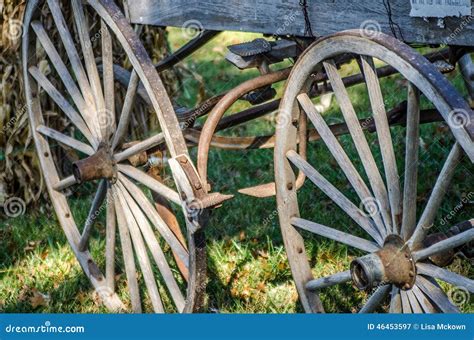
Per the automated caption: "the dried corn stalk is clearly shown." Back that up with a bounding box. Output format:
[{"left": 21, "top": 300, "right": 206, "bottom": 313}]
[{"left": 0, "top": 0, "right": 182, "bottom": 209}]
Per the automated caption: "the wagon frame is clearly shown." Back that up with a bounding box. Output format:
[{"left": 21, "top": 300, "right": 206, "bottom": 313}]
[{"left": 22, "top": 0, "right": 474, "bottom": 314}]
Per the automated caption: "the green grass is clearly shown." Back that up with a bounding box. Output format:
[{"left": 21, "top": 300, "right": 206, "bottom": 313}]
[{"left": 1, "top": 31, "right": 473, "bottom": 313}]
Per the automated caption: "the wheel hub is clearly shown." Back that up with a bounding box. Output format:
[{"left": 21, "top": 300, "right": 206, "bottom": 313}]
[
  {"left": 72, "top": 144, "right": 117, "bottom": 183},
  {"left": 350, "top": 235, "right": 416, "bottom": 291}
]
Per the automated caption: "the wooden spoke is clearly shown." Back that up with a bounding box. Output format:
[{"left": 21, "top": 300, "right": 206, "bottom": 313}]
[
  {"left": 116, "top": 187, "right": 165, "bottom": 313},
  {"left": 36, "top": 125, "right": 94, "bottom": 156},
  {"left": 361, "top": 56, "right": 402, "bottom": 233},
  {"left": 323, "top": 60, "right": 392, "bottom": 234},
  {"left": 417, "top": 262, "right": 474, "bottom": 293},
  {"left": 416, "top": 275, "right": 459, "bottom": 313},
  {"left": 28, "top": 66, "right": 95, "bottom": 147},
  {"left": 359, "top": 284, "right": 390, "bottom": 313},
  {"left": 114, "top": 133, "right": 165, "bottom": 163},
  {"left": 105, "top": 188, "right": 116, "bottom": 291},
  {"left": 71, "top": 0, "right": 106, "bottom": 139},
  {"left": 287, "top": 150, "right": 383, "bottom": 245},
  {"left": 400, "top": 290, "right": 412, "bottom": 313},
  {"left": 102, "top": 20, "right": 116, "bottom": 139},
  {"left": 409, "top": 143, "right": 463, "bottom": 247},
  {"left": 411, "top": 284, "right": 437, "bottom": 313},
  {"left": 53, "top": 175, "right": 77, "bottom": 191},
  {"left": 401, "top": 84, "right": 420, "bottom": 239},
  {"left": 46, "top": 0, "right": 96, "bottom": 110},
  {"left": 389, "top": 286, "right": 402, "bottom": 313},
  {"left": 413, "top": 225, "right": 474, "bottom": 262},
  {"left": 30, "top": 21, "right": 100, "bottom": 138},
  {"left": 118, "top": 164, "right": 181, "bottom": 205},
  {"left": 297, "top": 93, "right": 387, "bottom": 237},
  {"left": 118, "top": 174, "right": 189, "bottom": 267},
  {"left": 305, "top": 270, "right": 351, "bottom": 291},
  {"left": 78, "top": 180, "right": 108, "bottom": 251},
  {"left": 406, "top": 290, "right": 423, "bottom": 313},
  {"left": 291, "top": 217, "right": 380, "bottom": 253},
  {"left": 117, "top": 181, "right": 185, "bottom": 311},
  {"left": 113, "top": 187, "right": 141, "bottom": 313},
  {"left": 112, "top": 70, "right": 140, "bottom": 150}
]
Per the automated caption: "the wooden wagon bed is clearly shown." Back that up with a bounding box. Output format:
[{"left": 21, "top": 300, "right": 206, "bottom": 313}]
[{"left": 126, "top": 0, "right": 474, "bottom": 46}]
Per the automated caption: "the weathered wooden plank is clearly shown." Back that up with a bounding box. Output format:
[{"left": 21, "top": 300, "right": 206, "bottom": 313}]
[
  {"left": 113, "top": 186, "right": 142, "bottom": 313},
  {"left": 417, "top": 262, "right": 474, "bottom": 293},
  {"left": 117, "top": 173, "right": 189, "bottom": 267},
  {"left": 297, "top": 93, "right": 387, "bottom": 237},
  {"left": 407, "top": 290, "right": 423, "bottom": 313},
  {"left": 400, "top": 290, "right": 412, "bottom": 313},
  {"left": 28, "top": 67, "right": 96, "bottom": 147},
  {"left": 286, "top": 150, "right": 383, "bottom": 245},
  {"left": 306, "top": 270, "right": 351, "bottom": 291},
  {"left": 359, "top": 284, "right": 390, "bottom": 313},
  {"left": 361, "top": 56, "right": 401, "bottom": 234},
  {"left": 413, "top": 220, "right": 474, "bottom": 261},
  {"left": 78, "top": 179, "right": 108, "bottom": 251},
  {"left": 126, "top": 0, "right": 474, "bottom": 46},
  {"left": 105, "top": 189, "right": 116, "bottom": 292},
  {"left": 114, "top": 133, "right": 164, "bottom": 163},
  {"left": 117, "top": 164, "right": 181, "bottom": 205},
  {"left": 389, "top": 286, "right": 402, "bottom": 313},
  {"left": 401, "top": 83, "right": 420, "bottom": 240},
  {"left": 53, "top": 175, "right": 77, "bottom": 192},
  {"left": 324, "top": 60, "right": 392, "bottom": 235},
  {"left": 409, "top": 143, "right": 463, "bottom": 248},
  {"left": 411, "top": 284, "right": 437, "bottom": 313},
  {"left": 416, "top": 275, "right": 460, "bottom": 313},
  {"left": 116, "top": 186, "right": 165, "bottom": 313},
  {"left": 291, "top": 217, "right": 380, "bottom": 253},
  {"left": 36, "top": 125, "right": 95, "bottom": 156},
  {"left": 116, "top": 180, "right": 186, "bottom": 311}
]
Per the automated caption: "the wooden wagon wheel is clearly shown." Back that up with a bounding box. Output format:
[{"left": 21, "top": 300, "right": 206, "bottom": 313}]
[
  {"left": 274, "top": 30, "right": 474, "bottom": 313},
  {"left": 23, "top": 0, "right": 207, "bottom": 313}
]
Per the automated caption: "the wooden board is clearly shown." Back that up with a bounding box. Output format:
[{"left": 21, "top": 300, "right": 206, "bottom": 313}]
[{"left": 126, "top": 0, "right": 474, "bottom": 46}]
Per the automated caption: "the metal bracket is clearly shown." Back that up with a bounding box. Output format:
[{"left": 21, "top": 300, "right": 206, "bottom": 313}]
[{"left": 170, "top": 155, "right": 233, "bottom": 231}]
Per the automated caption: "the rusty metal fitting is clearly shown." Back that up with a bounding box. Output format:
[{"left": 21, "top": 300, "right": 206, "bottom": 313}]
[
  {"left": 350, "top": 235, "right": 416, "bottom": 291},
  {"left": 73, "top": 145, "right": 116, "bottom": 183}
]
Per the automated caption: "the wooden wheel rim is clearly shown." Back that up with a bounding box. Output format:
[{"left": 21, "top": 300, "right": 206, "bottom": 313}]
[
  {"left": 275, "top": 30, "right": 474, "bottom": 313},
  {"left": 22, "top": 0, "right": 206, "bottom": 313}
]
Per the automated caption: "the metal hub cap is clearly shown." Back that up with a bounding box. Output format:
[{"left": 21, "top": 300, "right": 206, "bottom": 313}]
[
  {"left": 72, "top": 144, "right": 117, "bottom": 183},
  {"left": 350, "top": 235, "right": 416, "bottom": 291}
]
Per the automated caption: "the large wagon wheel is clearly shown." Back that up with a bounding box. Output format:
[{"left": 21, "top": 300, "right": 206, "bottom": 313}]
[
  {"left": 23, "top": 0, "right": 207, "bottom": 312},
  {"left": 275, "top": 30, "right": 474, "bottom": 313}
]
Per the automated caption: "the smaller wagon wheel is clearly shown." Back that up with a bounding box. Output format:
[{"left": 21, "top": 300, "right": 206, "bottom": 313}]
[
  {"left": 23, "top": 0, "right": 206, "bottom": 312},
  {"left": 275, "top": 30, "right": 474, "bottom": 313}
]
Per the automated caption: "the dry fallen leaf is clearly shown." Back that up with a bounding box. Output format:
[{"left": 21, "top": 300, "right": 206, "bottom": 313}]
[{"left": 29, "top": 289, "right": 50, "bottom": 309}]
